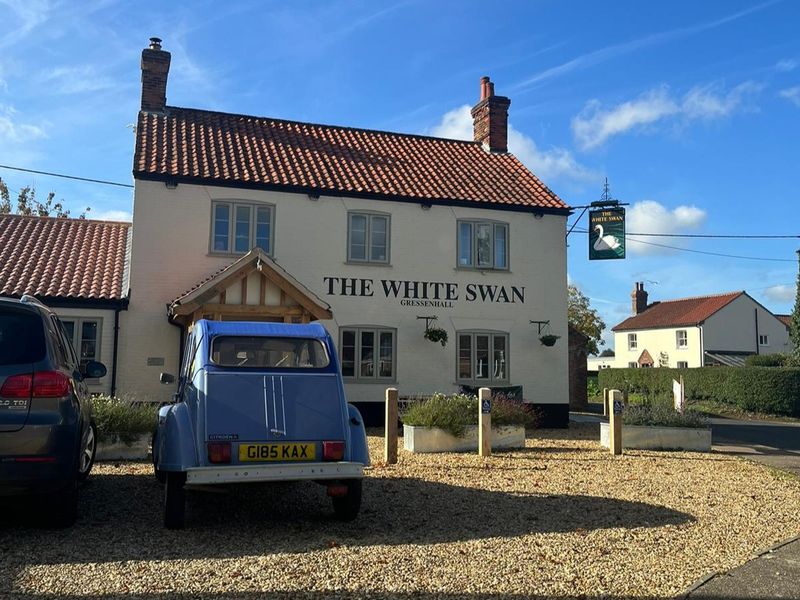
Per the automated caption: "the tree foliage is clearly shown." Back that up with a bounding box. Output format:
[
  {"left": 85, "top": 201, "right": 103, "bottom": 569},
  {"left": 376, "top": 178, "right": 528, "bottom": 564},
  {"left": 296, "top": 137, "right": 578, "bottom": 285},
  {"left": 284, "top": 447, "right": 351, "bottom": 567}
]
[
  {"left": 568, "top": 284, "right": 606, "bottom": 355},
  {"left": 791, "top": 251, "right": 800, "bottom": 366},
  {"left": 0, "top": 177, "right": 89, "bottom": 218}
]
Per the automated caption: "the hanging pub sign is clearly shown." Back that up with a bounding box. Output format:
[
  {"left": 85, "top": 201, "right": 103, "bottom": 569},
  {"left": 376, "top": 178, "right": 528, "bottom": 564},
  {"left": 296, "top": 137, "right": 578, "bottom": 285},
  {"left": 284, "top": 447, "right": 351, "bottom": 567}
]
[{"left": 589, "top": 208, "right": 625, "bottom": 260}]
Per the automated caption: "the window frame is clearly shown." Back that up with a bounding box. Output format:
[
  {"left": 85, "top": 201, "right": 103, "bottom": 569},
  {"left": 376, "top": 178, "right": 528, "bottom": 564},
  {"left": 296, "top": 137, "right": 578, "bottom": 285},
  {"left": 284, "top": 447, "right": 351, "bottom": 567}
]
[
  {"left": 60, "top": 317, "right": 102, "bottom": 382},
  {"left": 759, "top": 334, "right": 769, "bottom": 346},
  {"left": 210, "top": 200, "right": 275, "bottom": 256},
  {"left": 627, "top": 333, "right": 637, "bottom": 350},
  {"left": 347, "top": 211, "right": 391, "bottom": 265},
  {"left": 456, "top": 330, "right": 510, "bottom": 384},
  {"left": 456, "top": 219, "right": 510, "bottom": 271},
  {"left": 677, "top": 361, "right": 688, "bottom": 368},
  {"left": 339, "top": 326, "right": 397, "bottom": 382},
  {"left": 676, "top": 329, "right": 688, "bottom": 349},
  {"left": 628, "top": 362, "right": 638, "bottom": 368}
]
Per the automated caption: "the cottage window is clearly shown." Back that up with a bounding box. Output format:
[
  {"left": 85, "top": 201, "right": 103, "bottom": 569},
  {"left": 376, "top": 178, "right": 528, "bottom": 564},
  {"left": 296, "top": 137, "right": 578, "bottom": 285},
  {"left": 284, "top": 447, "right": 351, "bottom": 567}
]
[
  {"left": 211, "top": 201, "right": 274, "bottom": 255},
  {"left": 61, "top": 318, "right": 101, "bottom": 373},
  {"left": 348, "top": 213, "right": 390, "bottom": 264},
  {"left": 627, "top": 333, "right": 637, "bottom": 350},
  {"left": 677, "top": 361, "right": 688, "bottom": 368},
  {"left": 676, "top": 330, "right": 688, "bottom": 349},
  {"left": 457, "top": 331, "right": 509, "bottom": 382},
  {"left": 457, "top": 221, "right": 508, "bottom": 270},
  {"left": 340, "top": 327, "right": 395, "bottom": 380},
  {"left": 628, "top": 362, "right": 638, "bottom": 368},
  {"left": 759, "top": 334, "right": 769, "bottom": 346}
]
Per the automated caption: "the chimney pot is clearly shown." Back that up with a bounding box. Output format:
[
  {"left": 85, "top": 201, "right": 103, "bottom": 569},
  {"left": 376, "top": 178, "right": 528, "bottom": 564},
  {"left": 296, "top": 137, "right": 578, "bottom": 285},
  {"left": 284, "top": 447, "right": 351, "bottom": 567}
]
[
  {"left": 470, "top": 76, "right": 511, "bottom": 153},
  {"left": 149, "top": 37, "right": 162, "bottom": 50}
]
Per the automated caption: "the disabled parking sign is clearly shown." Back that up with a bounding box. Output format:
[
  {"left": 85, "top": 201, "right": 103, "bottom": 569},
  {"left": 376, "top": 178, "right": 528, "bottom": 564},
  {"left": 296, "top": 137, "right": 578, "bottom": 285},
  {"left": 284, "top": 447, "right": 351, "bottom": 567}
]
[{"left": 481, "top": 398, "right": 491, "bottom": 414}]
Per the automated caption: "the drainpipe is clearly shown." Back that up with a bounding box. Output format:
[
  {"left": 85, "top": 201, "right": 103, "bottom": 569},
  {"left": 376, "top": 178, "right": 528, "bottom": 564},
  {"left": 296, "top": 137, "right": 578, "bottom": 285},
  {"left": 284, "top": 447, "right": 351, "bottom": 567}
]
[
  {"left": 699, "top": 325, "right": 704, "bottom": 367},
  {"left": 110, "top": 298, "right": 129, "bottom": 398},
  {"left": 754, "top": 308, "right": 760, "bottom": 355}
]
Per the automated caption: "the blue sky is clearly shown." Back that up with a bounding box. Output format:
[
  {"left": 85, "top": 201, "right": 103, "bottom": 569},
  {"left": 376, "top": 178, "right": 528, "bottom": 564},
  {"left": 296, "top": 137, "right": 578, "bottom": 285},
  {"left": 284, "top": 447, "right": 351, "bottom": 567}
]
[{"left": 1, "top": 0, "right": 798, "bottom": 349}]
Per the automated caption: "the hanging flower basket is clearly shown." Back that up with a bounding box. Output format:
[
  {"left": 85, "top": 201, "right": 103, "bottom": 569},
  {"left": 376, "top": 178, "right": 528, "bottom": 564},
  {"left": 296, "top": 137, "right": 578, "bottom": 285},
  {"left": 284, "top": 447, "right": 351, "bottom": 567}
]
[
  {"left": 424, "top": 326, "right": 448, "bottom": 347},
  {"left": 539, "top": 334, "right": 560, "bottom": 347}
]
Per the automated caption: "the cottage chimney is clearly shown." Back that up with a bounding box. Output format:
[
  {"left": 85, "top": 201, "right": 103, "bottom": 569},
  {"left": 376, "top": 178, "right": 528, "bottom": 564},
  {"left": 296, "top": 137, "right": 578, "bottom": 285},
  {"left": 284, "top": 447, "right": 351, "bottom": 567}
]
[
  {"left": 631, "top": 282, "right": 649, "bottom": 315},
  {"left": 470, "top": 76, "right": 511, "bottom": 153},
  {"left": 140, "top": 37, "right": 171, "bottom": 112}
]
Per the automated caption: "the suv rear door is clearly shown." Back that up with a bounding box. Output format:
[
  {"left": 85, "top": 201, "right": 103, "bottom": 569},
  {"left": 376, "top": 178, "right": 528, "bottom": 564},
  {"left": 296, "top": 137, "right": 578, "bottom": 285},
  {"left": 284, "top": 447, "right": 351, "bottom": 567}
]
[{"left": 0, "top": 305, "right": 46, "bottom": 432}]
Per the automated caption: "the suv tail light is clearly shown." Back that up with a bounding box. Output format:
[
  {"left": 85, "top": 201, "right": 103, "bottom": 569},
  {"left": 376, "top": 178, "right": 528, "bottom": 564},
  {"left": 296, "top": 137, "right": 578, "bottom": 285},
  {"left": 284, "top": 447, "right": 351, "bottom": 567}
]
[
  {"left": 323, "top": 441, "right": 345, "bottom": 461},
  {"left": 0, "top": 374, "right": 33, "bottom": 398},
  {"left": 208, "top": 442, "right": 231, "bottom": 464},
  {"left": 32, "top": 371, "right": 70, "bottom": 397}
]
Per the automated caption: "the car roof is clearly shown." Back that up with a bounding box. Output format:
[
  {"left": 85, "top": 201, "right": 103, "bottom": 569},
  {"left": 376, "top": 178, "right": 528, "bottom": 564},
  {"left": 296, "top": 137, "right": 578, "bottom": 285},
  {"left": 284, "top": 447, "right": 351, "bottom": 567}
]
[
  {"left": 195, "top": 320, "right": 329, "bottom": 340},
  {"left": 0, "top": 295, "right": 52, "bottom": 316}
]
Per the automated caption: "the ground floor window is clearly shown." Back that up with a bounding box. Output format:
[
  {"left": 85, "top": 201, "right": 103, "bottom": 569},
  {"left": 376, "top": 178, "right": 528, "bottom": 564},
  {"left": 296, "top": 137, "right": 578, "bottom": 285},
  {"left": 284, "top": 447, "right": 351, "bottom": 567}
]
[
  {"left": 457, "top": 331, "right": 508, "bottom": 382},
  {"left": 677, "top": 361, "right": 688, "bottom": 368},
  {"left": 340, "top": 327, "right": 396, "bottom": 381},
  {"left": 61, "top": 318, "right": 101, "bottom": 371}
]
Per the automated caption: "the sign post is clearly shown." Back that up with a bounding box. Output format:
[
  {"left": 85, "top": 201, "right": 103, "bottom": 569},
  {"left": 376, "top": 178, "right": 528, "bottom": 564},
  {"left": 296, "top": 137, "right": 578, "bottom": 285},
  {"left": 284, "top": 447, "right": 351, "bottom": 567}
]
[
  {"left": 589, "top": 208, "right": 626, "bottom": 260},
  {"left": 478, "top": 387, "right": 491, "bottom": 457},
  {"left": 384, "top": 387, "right": 398, "bottom": 464},
  {"left": 672, "top": 377, "right": 685, "bottom": 415},
  {"left": 609, "top": 389, "right": 623, "bottom": 456},
  {"left": 602, "top": 387, "right": 609, "bottom": 417}
]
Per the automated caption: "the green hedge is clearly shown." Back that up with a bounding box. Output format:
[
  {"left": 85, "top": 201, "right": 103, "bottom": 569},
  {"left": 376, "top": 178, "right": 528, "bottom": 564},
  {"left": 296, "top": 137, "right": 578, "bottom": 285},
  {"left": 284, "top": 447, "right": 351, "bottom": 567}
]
[
  {"left": 598, "top": 367, "right": 800, "bottom": 416},
  {"left": 744, "top": 354, "right": 789, "bottom": 367}
]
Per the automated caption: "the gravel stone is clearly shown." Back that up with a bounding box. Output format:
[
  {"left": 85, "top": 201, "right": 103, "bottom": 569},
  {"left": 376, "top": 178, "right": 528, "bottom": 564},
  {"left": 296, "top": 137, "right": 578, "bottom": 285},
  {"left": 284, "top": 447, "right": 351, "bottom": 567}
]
[{"left": 1, "top": 423, "right": 798, "bottom": 599}]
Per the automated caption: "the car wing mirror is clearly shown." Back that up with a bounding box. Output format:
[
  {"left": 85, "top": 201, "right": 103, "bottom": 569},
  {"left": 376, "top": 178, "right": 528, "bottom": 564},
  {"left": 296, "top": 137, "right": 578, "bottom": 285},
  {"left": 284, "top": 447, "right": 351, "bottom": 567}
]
[
  {"left": 160, "top": 372, "right": 176, "bottom": 385},
  {"left": 83, "top": 360, "right": 107, "bottom": 379}
]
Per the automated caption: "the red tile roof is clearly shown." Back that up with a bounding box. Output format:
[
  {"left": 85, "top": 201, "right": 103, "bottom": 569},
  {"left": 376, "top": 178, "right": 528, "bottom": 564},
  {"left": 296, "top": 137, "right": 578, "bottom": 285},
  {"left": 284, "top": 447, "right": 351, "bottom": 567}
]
[
  {"left": 0, "top": 214, "right": 130, "bottom": 301},
  {"left": 777, "top": 314, "right": 792, "bottom": 328},
  {"left": 133, "top": 107, "right": 568, "bottom": 212},
  {"left": 612, "top": 291, "right": 744, "bottom": 331}
]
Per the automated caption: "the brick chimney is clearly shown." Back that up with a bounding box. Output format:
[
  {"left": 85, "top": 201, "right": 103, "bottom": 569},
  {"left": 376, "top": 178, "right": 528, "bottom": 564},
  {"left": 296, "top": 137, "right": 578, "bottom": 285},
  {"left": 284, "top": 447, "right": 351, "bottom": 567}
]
[
  {"left": 631, "top": 282, "right": 649, "bottom": 315},
  {"left": 470, "top": 76, "right": 511, "bottom": 153},
  {"left": 140, "top": 37, "right": 171, "bottom": 112}
]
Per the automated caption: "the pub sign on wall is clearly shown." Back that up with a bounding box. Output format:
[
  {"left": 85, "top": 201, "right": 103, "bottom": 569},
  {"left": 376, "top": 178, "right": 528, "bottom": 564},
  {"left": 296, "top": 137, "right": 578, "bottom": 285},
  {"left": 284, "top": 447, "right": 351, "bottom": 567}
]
[{"left": 589, "top": 208, "right": 626, "bottom": 260}]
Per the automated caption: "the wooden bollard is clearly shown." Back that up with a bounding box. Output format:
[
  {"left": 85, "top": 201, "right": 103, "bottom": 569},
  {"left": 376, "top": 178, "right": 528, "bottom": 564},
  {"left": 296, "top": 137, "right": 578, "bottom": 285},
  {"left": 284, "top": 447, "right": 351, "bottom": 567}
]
[
  {"left": 478, "top": 387, "right": 491, "bottom": 457},
  {"left": 608, "top": 389, "right": 623, "bottom": 456},
  {"left": 602, "top": 387, "right": 609, "bottom": 416},
  {"left": 384, "top": 387, "right": 398, "bottom": 464}
]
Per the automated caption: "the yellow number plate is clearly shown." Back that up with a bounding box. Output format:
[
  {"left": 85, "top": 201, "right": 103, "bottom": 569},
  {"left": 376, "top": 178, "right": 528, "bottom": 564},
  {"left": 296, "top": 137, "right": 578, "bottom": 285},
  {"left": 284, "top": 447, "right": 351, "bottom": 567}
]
[{"left": 239, "top": 443, "right": 316, "bottom": 462}]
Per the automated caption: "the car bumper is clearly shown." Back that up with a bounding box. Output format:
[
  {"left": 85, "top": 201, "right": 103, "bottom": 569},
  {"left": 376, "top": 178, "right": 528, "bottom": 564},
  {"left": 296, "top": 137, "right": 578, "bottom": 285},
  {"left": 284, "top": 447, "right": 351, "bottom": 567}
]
[{"left": 185, "top": 461, "right": 364, "bottom": 485}]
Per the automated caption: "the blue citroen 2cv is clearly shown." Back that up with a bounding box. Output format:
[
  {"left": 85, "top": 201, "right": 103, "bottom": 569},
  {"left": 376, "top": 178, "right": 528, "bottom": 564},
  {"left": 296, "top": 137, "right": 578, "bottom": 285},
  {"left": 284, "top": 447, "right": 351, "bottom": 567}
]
[{"left": 153, "top": 320, "right": 369, "bottom": 529}]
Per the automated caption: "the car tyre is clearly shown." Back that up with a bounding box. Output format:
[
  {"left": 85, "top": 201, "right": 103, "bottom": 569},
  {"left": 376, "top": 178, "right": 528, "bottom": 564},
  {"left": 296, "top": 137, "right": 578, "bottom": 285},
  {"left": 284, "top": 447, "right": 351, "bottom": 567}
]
[
  {"left": 152, "top": 433, "right": 166, "bottom": 485},
  {"left": 44, "top": 480, "right": 78, "bottom": 529},
  {"left": 77, "top": 421, "right": 97, "bottom": 482},
  {"left": 332, "top": 479, "right": 362, "bottom": 522},
  {"left": 164, "top": 472, "right": 186, "bottom": 530}
]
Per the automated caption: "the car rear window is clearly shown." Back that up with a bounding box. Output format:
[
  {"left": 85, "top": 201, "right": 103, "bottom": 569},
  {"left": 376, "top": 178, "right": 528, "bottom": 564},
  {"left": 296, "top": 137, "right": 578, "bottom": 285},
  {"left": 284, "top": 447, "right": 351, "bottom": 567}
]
[
  {"left": 211, "top": 336, "right": 330, "bottom": 369},
  {"left": 0, "top": 307, "right": 46, "bottom": 365}
]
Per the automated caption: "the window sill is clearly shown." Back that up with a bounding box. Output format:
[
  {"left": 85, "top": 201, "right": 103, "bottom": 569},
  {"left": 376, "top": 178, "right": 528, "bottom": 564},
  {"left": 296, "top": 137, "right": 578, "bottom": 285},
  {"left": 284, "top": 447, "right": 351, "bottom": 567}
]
[
  {"left": 455, "top": 381, "right": 510, "bottom": 387},
  {"left": 208, "top": 250, "right": 273, "bottom": 259},
  {"left": 344, "top": 261, "right": 392, "bottom": 268},
  {"left": 343, "top": 378, "right": 397, "bottom": 385},
  {"left": 455, "top": 266, "right": 511, "bottom": 274}
]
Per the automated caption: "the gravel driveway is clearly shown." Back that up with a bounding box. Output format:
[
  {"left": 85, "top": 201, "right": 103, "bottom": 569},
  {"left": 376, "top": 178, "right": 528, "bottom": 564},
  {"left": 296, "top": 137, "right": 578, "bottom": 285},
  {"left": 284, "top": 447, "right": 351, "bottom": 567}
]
[{"left": 1, "top": 423, "right": 798, "bottom": 599}]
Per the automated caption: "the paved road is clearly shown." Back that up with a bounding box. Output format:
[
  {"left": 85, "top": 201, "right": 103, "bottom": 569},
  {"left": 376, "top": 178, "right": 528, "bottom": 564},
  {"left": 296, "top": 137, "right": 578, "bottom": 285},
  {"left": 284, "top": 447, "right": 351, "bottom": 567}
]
[{"left": 710, "top": 417, "right": 800, "bottom": 477}]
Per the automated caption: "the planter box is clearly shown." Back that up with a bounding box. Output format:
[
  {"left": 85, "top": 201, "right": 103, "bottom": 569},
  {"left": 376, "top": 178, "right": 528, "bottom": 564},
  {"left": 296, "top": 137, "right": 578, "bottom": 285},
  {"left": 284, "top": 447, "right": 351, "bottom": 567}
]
[
  {"left": 96, "top": 435, "right": 151, "bottom": 461},
  {"left": 404, "top": 424, "right": 525, "bottom": 453},
  {"left": 600, "top": 422, "right": 711, "bottom": 452}
]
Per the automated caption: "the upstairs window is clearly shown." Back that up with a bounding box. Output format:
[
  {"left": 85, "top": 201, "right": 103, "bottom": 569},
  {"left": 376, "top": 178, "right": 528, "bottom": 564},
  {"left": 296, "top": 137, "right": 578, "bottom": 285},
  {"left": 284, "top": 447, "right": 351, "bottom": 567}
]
[
  {"left": 211, "top": 201, "right": 274, "bottom": 255},
  {"left": 348, "top": 213, "right": 390, "bottom": 264},
  {"left": 676, "top": 330, "right": 688, "bottom": 348},
  {"left": 627, "top": 333, "right": 637, "bottom": 350},
  {"left": 759, "top": 334, "right": 769, "bottom": 346},
  {"left": 457, "top": 221, "right": 508, "bottom": 270}
]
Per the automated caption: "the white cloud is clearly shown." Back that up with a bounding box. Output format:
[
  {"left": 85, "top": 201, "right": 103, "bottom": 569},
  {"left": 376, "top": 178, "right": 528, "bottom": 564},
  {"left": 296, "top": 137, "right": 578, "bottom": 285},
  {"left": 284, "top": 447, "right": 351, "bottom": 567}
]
[
  {"left": 625, "top": 200, "right": 707, "bottom": 255},
  {"left": 430, "top": 105, "right": 598, "bottom": 184},
  {"left": 776, "top": 59, "right": 798, "bottom": 72},
  {"left": 0, "top": 104, "right": 46, "bottom": 143},
  {"left": 763, "top": 285, "right": 796, "bottom": 303},
  {"left": 572, "top": 82, "right": 761, "bottom": 150},
  {"left": 0, "top": 0, "right": 52, "bottom": 49},
  {"left": 89, "top": 209, "right": 132, "bottom": 222},
  {"left": 38, "top": 66, "right": 116, "bottom": 95},
  {"left": 779, "top": 87, "right": 800, "bottom": 107}
]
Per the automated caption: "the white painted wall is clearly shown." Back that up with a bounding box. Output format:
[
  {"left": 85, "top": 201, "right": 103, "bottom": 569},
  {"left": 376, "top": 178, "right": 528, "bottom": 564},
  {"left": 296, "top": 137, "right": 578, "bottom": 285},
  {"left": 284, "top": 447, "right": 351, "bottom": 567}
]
[
  {"left": 118, "top": 179, "right": 569, "bottom": 406},
  {"left": 613, "top": 326, "right": 702, "bottom": 368},
  {"left": 53, "top": 306, "right": 116, "bottom": 395},
  {"left": 703, "top": 294, "right": 791, "bottom": 355}
]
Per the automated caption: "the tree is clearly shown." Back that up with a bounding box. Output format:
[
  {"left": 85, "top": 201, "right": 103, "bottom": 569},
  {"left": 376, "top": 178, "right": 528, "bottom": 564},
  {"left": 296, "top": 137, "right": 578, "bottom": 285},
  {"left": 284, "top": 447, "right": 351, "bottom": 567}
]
[
  {"left": 790, "top": 250, "right": 800, "bottom": 366},
  {"left": 568, "top": 284, "right": 606, "bottom": 355},
  {"left": 0, "top": 177, "right": 89, "bottom": 218},
  {"left": 599, "top": 348, "right": 615, "bottom": 357}
]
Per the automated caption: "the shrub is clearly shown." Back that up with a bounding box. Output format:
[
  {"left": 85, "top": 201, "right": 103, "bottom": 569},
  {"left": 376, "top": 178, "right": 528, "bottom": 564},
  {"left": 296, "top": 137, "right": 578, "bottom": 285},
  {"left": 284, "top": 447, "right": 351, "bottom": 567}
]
[
  {"left": 91, "top": 396, "right": 158, "bottom": 445},
  {"left": 622, "top": 400, "right": 708, "bottom": 428},
  {"left": 599, "top": 367, "right": 800, "bottom": 416},
  {"left": 401, "top": 393, "right": 539, "bottom": 437},
  {"left": 744, "top": 354, "right": 788, "bottom": 367}
]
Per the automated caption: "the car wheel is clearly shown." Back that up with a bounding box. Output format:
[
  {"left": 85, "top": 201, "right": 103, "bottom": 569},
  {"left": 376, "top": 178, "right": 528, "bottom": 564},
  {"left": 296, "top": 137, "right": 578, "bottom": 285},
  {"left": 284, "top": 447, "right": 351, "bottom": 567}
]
[
  {"left": 44, "top": 480, "right": 78, "bottom": 529},
  {"left": 332, "top": 479, "right": 362, "bottom": 522},
  {"left": 152, "top": 433, "right": 166, "bottom": 485},
  {"left": 77, "top": 421, "right": 97, "bottom": 482},
  {"left": 164, "top": 472, "right": 186, "bottom": 530}
]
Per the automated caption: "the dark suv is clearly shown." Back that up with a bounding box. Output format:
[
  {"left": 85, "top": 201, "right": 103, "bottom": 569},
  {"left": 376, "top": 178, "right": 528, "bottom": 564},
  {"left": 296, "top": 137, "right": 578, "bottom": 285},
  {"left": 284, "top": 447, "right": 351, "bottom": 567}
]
[{"left": 0, "top": 295, "right": 106, "bottom": 527}]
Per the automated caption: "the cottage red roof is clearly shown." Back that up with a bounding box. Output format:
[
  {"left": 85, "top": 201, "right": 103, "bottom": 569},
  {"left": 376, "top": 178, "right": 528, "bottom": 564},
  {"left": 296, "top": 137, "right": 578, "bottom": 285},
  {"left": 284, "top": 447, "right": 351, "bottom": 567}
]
[
  {"left": 133, "top": 107, "right": 568, "bottom": 212},
  {"left": 612, "top": 291, "right": 744, "bottom": 331},
  {"left": 0, "top": 214, "right": 130, "bottom": 301},
  {"left": 777, "top": 314, "right": 792, "bottom": 328}
]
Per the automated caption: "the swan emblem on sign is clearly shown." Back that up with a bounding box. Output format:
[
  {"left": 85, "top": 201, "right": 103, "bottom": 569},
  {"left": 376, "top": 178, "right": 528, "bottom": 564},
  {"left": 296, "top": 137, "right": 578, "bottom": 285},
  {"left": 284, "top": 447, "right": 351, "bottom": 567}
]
[{"left": 593, "top": 224, "right": 621, "bottom": 251}]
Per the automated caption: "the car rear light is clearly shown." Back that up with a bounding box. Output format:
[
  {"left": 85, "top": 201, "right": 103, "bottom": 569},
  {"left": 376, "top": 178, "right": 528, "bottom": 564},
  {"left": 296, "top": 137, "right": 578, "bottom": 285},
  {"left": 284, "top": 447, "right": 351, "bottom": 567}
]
[
  {"left": 326, "top": 484, "right": 348, "bottom": 497},
  {"left": 0, "top": 374, "right": 33, "bottom": 398},
  {"left": 323, "top": 441, "right": 345, "bottom": 461},
  {"left": 32, "top": 371, "right": 71, "bottom": 398},
  {"left": 208, "top": 442, "right": 231, "bottom": 464}
]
